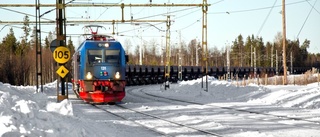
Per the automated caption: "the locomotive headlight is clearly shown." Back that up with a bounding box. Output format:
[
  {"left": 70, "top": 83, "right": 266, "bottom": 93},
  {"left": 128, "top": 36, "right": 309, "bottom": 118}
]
[
  {"left": 98, "top": 43, "right": 109, "bottom": 47},
  {"left": 115, "top": 72, "right": 121, "bottom": 79},
  {"left": 104, "top": 43, "right": 109, "bottom": 48},
  {"left": 86, "top": 72, "right": 93, "bottom": 80}
]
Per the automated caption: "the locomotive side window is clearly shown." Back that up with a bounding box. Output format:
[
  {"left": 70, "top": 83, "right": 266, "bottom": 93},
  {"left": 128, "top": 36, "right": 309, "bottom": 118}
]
[{"left": 105, "top": 50, "right": 120, "bottom": 64}]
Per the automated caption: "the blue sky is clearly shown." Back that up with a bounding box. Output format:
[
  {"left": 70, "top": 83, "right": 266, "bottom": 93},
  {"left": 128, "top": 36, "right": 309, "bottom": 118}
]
[{"left": 1, "top": 0, "right": 319, "bottom": 54}]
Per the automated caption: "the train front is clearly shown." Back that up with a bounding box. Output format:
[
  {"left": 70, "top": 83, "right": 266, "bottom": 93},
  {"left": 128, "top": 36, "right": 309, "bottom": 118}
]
[{"left": 75, "top": 40, "right": 127, "bottom": 103}]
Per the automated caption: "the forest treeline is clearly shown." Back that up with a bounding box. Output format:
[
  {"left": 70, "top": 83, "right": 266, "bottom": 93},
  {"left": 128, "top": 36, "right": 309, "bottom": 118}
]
[
  {"left": 126, "top": 33, "right": 320, "bottom": 69},
  {"left": 0, "top": 16, "right": 75, "bottom": 86},
  {"left": 1, "top": 15, "right": 319, "bottom": 86}
]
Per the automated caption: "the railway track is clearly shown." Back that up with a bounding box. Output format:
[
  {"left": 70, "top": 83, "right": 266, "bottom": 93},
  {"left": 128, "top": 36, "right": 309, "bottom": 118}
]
[
  {"left": 92, "top": 87, "right": 223, "bottom": 137},
  {"left": 70, "top": 86, "right": 320, "bottom": 136},
  {"left": 134, "top": 88, "right": 320, "bottom": 130}
]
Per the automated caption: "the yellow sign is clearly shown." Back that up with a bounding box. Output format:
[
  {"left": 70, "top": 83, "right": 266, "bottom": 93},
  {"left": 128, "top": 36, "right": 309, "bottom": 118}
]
[
  {"left": 56, "top": 65, "right": 69, "bottom": 78},
  {"left": 53, "top": 46, "right": 70, "bottom": 64}
]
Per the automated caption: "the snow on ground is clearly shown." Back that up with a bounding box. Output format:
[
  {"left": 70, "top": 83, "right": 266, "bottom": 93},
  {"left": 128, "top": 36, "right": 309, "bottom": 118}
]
[
  {"left": 0, "top": 76, "right": 320, "bottom": 136},
  {"left": 0, "top": 82, "right": 109, "bottom": 137},
  {"left": 151, "top": 77, "right": 320, "bottom": 109}
]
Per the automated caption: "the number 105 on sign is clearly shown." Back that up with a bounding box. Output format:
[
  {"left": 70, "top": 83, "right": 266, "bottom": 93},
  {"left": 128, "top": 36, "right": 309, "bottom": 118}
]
[{"left": 53, "top": 46, "right": 70, "bottom": 64}]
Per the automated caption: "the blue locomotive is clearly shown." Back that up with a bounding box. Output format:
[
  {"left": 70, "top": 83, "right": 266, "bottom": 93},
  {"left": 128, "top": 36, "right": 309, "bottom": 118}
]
[{"left": 72, "top": 25, "right": 128, "bottom": 103}]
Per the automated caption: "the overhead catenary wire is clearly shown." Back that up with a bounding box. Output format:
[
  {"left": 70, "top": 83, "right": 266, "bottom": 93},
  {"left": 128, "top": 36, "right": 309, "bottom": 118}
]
[
  {"left": 116, "top": 22, "right": 165, "bottom": 34},
  {"left": 67, "top": 2, "right": 205, "bottom": 36},
  {"left": 256, "top": 0, "right": 277, "bottom": 37},
  {"left": 134, "top": 6, "right": 199, "bottom": 20},
  {"left": 305, "top": 0, "right": 320, "bottom": 15},
  {"left": 0, "top": 7, "right": 53, "bottom": 21},
  {"left": 297, "top": 0, "right": 318, "bottom": 38},
  {"left": 175, "top": 17, "right": 201, "bottom": 31},
  {"left": 174, "top": 8, "right": 201, "bottom": 20},
  {"left": 285, "top": 0, "right": 318, "bottom": 59},
  {"left": 208, "top": 0, "right": 313, "bottom": 14},
  {"left": 210, "top": 0, "right": 225, "bottom": 5},
  {"left": 95, "top": 0, "right": 123, "bottom": 21},
  {"left": 116, "top": 5, "right": 203, "bottom": 35}
]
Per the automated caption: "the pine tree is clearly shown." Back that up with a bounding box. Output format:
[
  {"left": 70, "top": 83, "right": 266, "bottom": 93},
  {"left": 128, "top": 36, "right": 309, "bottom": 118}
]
[{"left": 2, "top": 28, "right": 18, "bottom": 84}]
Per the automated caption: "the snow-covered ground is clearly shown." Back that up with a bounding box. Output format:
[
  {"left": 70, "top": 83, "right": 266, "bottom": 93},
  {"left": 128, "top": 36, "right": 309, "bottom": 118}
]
[{"left": 1, "top": 76, "right": 320, "bottom": 137}]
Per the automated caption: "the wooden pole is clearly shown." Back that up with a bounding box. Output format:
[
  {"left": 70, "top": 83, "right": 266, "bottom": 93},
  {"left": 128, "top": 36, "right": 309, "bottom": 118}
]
[
  {"left": 282, "top": 0, "right": 287, "bottom": 85},
  {"left": 265, "top": 74, "right": 268, "bottom": 85}
]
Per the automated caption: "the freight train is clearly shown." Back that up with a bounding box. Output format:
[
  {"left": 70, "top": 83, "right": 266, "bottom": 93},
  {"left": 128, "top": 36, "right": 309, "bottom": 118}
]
[{"left": 125, "top": 65, "right": 315, "bottom": 85}]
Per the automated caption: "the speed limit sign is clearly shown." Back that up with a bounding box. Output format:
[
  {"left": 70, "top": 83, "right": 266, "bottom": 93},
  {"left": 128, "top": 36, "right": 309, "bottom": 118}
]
[{"left": 53, "top": 46, "right": 70, "bottom": 64}]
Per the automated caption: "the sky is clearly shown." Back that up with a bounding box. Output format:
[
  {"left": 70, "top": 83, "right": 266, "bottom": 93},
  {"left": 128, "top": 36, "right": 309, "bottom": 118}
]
[
  {"left": 0, "top": 0, "right": 319, "bottom": 54},
  {"left": 1, "top": 74, "right": 320, "bottom": 136}
]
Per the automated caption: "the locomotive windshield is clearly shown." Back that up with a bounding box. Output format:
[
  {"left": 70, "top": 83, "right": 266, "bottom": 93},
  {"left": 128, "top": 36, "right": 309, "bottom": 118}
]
[{"left": 87, "top": 49, "right": 120, "bottom": 64}]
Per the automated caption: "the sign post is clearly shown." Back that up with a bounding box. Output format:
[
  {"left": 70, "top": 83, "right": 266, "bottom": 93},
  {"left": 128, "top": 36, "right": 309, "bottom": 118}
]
[
  {"left": 52, "top": 46, "right": 70, "bottom": 101},
  {"left": 55, "top": 0, "right": 68, "bottom": 102}
]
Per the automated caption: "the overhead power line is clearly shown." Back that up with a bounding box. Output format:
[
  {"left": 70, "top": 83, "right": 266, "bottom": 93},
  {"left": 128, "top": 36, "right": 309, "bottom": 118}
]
[
  {"left": 297, "top": 0, "right": 318, "bottom": 37},
  {"left": 177, "top": 17, "right": 201, "bottom": 31},
  {"left": 256, "top": 0, "right": 277, "bottom": 36},
  {"left": 208, "top": 0, "right": 313, "bottom": 14},
  {"left": 0, "top": 3, "right": 210, "bottom": 7},
  {"left": 0, "top": 7, "right": 53, "bottom": 21},
  {"left": 305, "top": 0, "right": 320, "bottom": 15},
  {"left": 134, "top": 6, "right": 200, "bottom": 20}
]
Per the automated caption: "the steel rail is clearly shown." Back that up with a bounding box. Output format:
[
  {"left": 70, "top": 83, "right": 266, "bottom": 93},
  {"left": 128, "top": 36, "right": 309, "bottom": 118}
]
[
  {"left": 125, "top": 88, "right": 223, "bottom": 137},
  {"left": 114, "top": 103, "right": 223, "bottom": 137},
  {"left": 91, "top": 104, "right": 170, "bottom": 137},
  {"left": 143, "top": 91, "right": 320, "bottom": 128}
]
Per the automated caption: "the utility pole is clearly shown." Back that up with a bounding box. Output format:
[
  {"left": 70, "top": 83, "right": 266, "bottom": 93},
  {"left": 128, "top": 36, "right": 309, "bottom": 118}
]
[
  {"left": 178, "top": 30, "right": 182, "bottom": 81},
  {"left": 227, "top": 45, "right": 230, "bottom": 80},
  {"left": 161, "top": 39, "right": 164, "bottom": 66},
  {"left": 254, "top": 47, "right": 257, "bottom": 78},
  {"left": 196, "top": 39, "right": 199, "bottom": 66},
  {"left": 271, "top": 45, "right": 274, "bottom": 67},
  {"left": 201, "top": 0, "right": 209, "bottom": 91},
  {"left": 56, "top": 0, "right": 68, "bottom": 102},
  {"left": 276, "top": 50, "right": 278, "bottom": 75},
  {"left": 139, "top": 44, "right": 142, "bottom": 65},
  {"left": 164, "top": 15, "right": 171, "bottom": 90},
  {"left": 282, "top": 0, "right": 287, "bottom": 84},
  {"left": 139, "top": 35, "right": 143, "bottom": 65},
  {"left": 35, "top": 0, "right": 43, "bottom": 92},
  {"left": 291, "top": 52, "right": 293, "bottom": 74},
  {"left": 251, "top": 43, "right": 253, "bottom": 67}
]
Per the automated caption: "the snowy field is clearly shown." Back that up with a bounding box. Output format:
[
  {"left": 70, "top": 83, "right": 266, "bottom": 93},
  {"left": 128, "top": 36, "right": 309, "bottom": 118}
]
[{"left": 1, "top": 76, "right": 320, "bottom": 137}]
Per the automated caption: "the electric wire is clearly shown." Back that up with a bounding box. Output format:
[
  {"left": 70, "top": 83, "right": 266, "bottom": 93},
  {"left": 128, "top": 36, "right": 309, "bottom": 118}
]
[
  {"left": 0, "top": 7, "right": 53, "bottom": 21},
  {"left": 176, "top": 17, "right": 201, "bottom": 31},
  {"left": 95, "top": 0, "right": 122, "bottom": 21},
  {"left": 297, "top": 0, "right": 318, "bottom": 38},
  {"left": 131, "top": 6, "right": 145, "bottom": 16},
  {"left": 118, "top": 0, "right": 220, "bottom": 46},
  {"left": 134, "top": 6, "right": 199, "bottom": 20},
  {"left": 256, "top": 0, "right": 277, "bottom": 37},
  {"left": 210, "top": 0, "right": 225, "bottom": 5},
  {"left": 305, "top": 0, "right": 320, "bottom": 15},
  {"left": 126, "top": 7, "right": 199, "bottom": 36},
  {"left": 95, "top": 7, "right": 109, "bottom": 20},
  {"left": 286, "top": 0, "right": 318, "bottom": 59},
  {"left": 208, "top": 0, "right": 312, "bottom": 14},
  {"left": 174, "top": 8, "right": 201, "bottom": 20},
  {"left": 117, "top": 22, "right": 164, "bottom": 34},
  {"left": 115, "top": 5, "right": 202, "bottom": 35}
]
